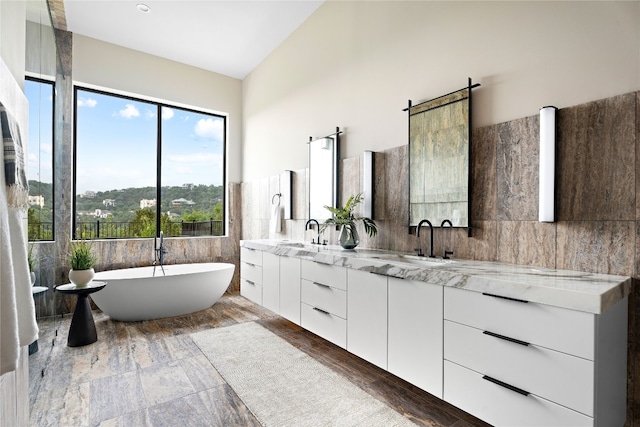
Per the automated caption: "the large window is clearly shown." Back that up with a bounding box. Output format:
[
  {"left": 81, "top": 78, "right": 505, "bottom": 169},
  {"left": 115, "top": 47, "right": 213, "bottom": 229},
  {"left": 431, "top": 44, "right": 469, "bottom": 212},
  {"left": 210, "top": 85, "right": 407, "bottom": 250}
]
[
  {"left": 26, "top": 77, "right": 54, "bottom": 241},
  {"left": 73, "top": 87, "right": 226, "bottom": 240}
]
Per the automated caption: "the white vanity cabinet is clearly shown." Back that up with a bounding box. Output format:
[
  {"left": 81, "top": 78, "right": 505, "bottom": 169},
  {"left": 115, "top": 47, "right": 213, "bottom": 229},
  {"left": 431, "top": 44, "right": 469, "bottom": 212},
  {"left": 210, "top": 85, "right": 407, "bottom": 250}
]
[
  {"left": 240, "top": 247, "right": 262, "bottom": 305},
  {"left": 346, "top": 270, "right": 388, "bottom": 370},
  {"left": 279, "top": 256, "right": 301, "bottom": 325},
  {"left": 388, "top": 277, "right": 443, "bottom": 399},
  {"left": 443, "top": 286, "right": 628, "bottom": 427},
  {"left": 300, "top": 260, "right": 347, "bottom": 348},
  {"left": 262, "top": 252, "right": 280, "bottom": 313}
]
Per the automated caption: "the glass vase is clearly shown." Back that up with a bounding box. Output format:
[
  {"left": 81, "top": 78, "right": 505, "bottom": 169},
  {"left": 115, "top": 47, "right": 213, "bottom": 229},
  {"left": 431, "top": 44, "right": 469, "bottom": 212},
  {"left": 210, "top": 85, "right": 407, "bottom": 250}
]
[{"left": 339, "top": 223, "right": 360, "bottom": 250}]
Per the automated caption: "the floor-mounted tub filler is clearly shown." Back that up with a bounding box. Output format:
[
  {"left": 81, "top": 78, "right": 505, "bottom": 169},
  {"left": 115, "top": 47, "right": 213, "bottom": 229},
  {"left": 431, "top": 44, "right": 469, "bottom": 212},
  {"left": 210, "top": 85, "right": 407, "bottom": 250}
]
[{"left": 92, "top": 263, "right": 235, "bottom": 321}]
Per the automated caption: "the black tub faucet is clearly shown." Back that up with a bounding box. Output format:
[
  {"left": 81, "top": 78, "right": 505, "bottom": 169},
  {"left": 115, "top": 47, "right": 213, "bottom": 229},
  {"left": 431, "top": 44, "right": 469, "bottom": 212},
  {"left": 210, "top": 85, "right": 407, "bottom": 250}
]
[{"left": 416, "top": 219, "right": 435, "bottom": 258}]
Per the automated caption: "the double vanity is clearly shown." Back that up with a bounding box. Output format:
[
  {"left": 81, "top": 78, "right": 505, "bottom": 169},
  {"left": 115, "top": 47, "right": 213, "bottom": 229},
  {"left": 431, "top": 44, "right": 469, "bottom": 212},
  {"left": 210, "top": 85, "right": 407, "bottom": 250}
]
[{"left": 240, "top": 239, "right": 631, "bottom": 427}]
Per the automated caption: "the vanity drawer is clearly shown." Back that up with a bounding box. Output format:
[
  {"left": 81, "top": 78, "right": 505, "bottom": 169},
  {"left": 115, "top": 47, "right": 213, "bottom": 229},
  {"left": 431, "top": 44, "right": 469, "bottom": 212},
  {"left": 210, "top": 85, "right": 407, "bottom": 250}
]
[
  {"left": 240, "top": 261, "right": 262, "bottom": 285},
  {"left": 444, "top": 320, "right": 594, "bottom": 416},
  {"left": 240, "top": 278, "right": 262, "bottom": 305},
  {"left": 240, "top": 247, "right": 263, "bottom": 266},
  {"left": 301, "top": 302, "right": 346, "bottom": 349},
  {"left": 444, "top": 287, "right": 595, "bottom": 360},
  {"left": 301, "top": 279, "right": 346, "bottom": 318},
  {"left": 444, "top": 361, "right": 592, "bottom": 427},
  {"left": 301, "top": 260, "right": 347, "bottom": 291}
]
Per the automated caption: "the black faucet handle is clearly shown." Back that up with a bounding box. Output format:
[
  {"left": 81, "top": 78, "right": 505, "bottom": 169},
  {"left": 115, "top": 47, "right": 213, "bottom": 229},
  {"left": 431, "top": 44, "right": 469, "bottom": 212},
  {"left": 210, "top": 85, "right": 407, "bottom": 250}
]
[
  {"left": 443, "top": 250, "right": 454, "bottom": 259},
  {"left": 413, "top": 248, "right": 424, "bottom": 257}
]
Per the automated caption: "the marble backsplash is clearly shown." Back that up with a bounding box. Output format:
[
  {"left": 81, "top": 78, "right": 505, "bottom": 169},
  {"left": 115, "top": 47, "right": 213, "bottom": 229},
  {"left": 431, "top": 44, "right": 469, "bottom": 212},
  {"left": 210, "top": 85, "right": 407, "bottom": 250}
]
[{"left": 240, "top": 91, "right": 640, "bottom": 425}]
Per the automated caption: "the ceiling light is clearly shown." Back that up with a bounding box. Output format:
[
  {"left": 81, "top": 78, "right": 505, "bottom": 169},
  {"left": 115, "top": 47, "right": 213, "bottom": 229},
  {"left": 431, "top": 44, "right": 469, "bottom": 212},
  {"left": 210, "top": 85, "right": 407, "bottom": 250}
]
[{"left": 136, "top": 3, "right": 151, "bottom": 13}]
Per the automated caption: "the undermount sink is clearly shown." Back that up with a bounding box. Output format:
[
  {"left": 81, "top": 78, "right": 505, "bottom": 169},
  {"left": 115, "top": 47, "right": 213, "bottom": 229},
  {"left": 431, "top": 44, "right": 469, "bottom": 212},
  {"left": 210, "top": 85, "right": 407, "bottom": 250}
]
[
  {"left": 276, "top": 241, "right": 305, "bottom": 248},
  {"left": 369, "top": 253, "right": 454, "bottom": 267}
]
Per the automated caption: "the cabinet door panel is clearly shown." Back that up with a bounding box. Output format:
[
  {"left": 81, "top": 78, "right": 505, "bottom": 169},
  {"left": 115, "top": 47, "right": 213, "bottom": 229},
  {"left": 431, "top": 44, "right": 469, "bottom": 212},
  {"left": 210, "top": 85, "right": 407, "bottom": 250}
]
[
  {"left": 279, "top": 256, "right": 301, "bottom": 325},
  {"left": 347, "top": 270, "right": 387, "bottom": 370},
  {"left": 262, "top": 252, "right": 280, "bottom": 313},
  {"left": 388, "top": 278, "right": 443, "bottom": 398}
]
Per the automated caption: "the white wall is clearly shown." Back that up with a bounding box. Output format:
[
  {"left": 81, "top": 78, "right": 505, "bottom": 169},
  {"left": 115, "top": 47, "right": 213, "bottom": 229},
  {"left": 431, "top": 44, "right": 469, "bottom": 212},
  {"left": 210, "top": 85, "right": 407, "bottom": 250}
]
[
  {"left": 0, "top": 0, "right": 26, "bottom": 87},
  {"left": 242, "top": 1, "right": 640, "bottom": 182},
  {"left": 73, "top": 35, "right": 243, "bottom": 183}
]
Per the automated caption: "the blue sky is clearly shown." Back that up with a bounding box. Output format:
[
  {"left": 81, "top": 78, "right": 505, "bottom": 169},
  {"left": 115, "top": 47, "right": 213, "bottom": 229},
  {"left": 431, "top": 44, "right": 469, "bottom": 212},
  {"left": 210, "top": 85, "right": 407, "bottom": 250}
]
[{"left": 75, "top": 89, "right": 224, "bottom": 193}]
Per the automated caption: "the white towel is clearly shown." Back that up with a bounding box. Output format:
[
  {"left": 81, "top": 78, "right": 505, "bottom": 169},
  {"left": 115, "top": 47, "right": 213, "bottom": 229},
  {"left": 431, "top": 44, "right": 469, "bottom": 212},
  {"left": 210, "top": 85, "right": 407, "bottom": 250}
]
[
  {"left": 0, "top": 103, "right": 38, "bottom": 375},
  {"left": 270, "top": 203, "right": 282, "bottom": 233}
]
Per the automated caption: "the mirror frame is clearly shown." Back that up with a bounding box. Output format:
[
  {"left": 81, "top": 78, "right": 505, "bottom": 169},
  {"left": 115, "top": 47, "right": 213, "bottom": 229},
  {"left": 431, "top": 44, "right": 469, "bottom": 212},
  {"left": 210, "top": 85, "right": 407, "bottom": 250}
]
[
  {"left": 308, "top": 127, "right": 341, "bottom": 221},
  {"left": 407, "top": 78, "right": 479, "bottom": 237}
]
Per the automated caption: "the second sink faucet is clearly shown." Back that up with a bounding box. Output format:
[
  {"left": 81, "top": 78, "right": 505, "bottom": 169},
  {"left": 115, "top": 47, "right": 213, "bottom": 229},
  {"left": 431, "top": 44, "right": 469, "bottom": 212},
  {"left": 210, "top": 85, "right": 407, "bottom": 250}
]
[
  {"left": 305, "top": 219, "right": 321, "bottom": 244},
  {"left": 416, "top": 219, "right": 435, "bottom": 258}
]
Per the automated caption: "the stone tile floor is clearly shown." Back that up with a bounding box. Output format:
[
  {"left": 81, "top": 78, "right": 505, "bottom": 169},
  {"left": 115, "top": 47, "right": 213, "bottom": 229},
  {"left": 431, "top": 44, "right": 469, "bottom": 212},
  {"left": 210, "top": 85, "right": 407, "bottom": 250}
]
[{"left": 29, "top": 293, "right": 487, "bottom": 427}]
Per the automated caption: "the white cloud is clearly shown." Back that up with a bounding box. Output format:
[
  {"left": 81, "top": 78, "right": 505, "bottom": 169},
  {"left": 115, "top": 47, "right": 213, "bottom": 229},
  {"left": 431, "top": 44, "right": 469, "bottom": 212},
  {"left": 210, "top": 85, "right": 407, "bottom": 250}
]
[
  {"left": 78, "top": 97, "right": 97, "bottom": 108},
  {"left": 119, "top": 104, "right": 140, "bottom": 119},
  {"left": 145, "top": 109, "right": 156, "bottom": 119},
  {"left": 40, "top": 144, "right": 52, "bottom": 155},
  {"left": 194, "top": 118, "right": 223, "bottom": 139},
  {"left": 28, "top": 153, "right": 37, "bottom": 162},
  {"left": 162, "top": 108, "right": 174, "bottom": 120},
  {"left": 167, "top": 153, "right": 218, "bottom": 163}
]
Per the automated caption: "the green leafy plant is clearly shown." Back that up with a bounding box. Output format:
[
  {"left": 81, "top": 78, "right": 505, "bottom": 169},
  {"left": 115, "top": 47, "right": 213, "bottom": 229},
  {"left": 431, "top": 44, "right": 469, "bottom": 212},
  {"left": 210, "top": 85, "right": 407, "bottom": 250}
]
[
  {"left": 68, "top": 240, "right": 97, "bottom": 270},
  {"left": 27, "top": 244, "right": 36, "bottom": 272},
  {"left": 320, "top": 192, "right": 377, "bottom": 237}
]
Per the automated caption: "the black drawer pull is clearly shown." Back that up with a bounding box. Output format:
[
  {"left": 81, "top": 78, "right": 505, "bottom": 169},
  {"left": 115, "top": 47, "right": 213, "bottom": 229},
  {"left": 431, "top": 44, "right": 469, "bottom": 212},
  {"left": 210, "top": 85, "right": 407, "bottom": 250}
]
[
  {"left": 482, "top": 292, "right": 529, "bottom": 304},
  {"left": 371, "top": 271, "right": 405, "bottom": 280},
  {"left": 245, "top": 280, "right": 255, "bottom": 285},
  {"left": 313, "top": 307, "right": 330, "bottom": 315},
  {"left": 483, "top": 330, "right": 529, "bottom": 347},
  {"left": 482, "top": 375, "right": 530, "bottom": 396},
  {"left": 313, "top": 282, "right": 331, "bottom": 289},
  {"left": 244, "top": 262, "right": 256, "bottom": 267}
]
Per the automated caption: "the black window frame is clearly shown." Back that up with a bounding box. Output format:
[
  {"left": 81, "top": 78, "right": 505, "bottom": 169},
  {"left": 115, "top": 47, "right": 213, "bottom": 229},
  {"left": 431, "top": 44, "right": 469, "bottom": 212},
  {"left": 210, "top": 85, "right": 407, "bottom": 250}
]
[{"left": 72, "top": 85, "right": 227, "bottom": 240}]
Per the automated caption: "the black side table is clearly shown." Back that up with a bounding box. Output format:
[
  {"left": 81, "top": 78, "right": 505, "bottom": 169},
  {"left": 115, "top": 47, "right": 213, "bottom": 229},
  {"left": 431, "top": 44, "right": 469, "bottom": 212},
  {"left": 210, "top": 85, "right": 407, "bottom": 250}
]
[{"left": 55, "top": 281, "right": 107, "bottom": 347}]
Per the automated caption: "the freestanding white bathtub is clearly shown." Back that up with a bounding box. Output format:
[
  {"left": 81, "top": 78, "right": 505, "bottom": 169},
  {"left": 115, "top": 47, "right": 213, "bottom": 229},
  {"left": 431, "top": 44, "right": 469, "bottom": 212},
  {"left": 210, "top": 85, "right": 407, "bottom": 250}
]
[{"left": 91, "top": 263, "right": 235, "bottom": 321}]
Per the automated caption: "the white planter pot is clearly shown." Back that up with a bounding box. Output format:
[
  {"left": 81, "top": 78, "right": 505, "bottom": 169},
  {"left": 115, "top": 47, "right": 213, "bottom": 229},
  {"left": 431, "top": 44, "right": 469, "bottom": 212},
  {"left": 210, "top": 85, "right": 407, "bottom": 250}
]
[{"left": 69, "top": 268, "right": 95, "bottom": 287}]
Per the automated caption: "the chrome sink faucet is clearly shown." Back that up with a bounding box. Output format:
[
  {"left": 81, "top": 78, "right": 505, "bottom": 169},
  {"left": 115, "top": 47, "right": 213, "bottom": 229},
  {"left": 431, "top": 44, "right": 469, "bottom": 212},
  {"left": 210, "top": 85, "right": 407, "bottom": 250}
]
[
  {"left": 416, "top": 219, "right": 435, "bottom": 258},
  {"left": 305, "top": 219, "right": 321, "bottom": 244}
]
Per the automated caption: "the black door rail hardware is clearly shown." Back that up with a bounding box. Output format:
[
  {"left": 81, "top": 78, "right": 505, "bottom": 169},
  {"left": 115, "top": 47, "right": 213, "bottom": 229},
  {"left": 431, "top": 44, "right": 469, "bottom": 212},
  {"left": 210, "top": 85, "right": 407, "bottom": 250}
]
[
  {"left": 483, "top": 330, "right": 530, "bottom": 347},
  {"left": 482, "top": 292, "right": 529, "bottom": 304},
  {"left": 482, "top": 375, "right": 530, "bottom": 396}
]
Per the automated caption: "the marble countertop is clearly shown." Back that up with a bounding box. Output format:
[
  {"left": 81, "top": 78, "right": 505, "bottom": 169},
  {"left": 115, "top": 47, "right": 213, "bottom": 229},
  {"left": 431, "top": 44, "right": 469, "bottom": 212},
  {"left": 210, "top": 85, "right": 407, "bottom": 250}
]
[{"left": 240, "top": 239, "right": 632, "bottom": 314}]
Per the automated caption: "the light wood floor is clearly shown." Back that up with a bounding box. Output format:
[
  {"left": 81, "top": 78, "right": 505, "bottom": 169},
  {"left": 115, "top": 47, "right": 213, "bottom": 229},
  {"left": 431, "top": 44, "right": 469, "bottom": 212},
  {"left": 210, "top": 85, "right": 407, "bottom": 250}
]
[{"left": 29, "top": 292, "right": 489, "bottom": 426}]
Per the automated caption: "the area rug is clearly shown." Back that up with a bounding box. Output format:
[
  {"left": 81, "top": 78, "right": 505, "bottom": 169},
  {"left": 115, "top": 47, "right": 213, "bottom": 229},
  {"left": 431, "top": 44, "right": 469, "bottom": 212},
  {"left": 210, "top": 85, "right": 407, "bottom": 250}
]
[{"left": 191, "top": 322, "right": 415, "bottom": 427}]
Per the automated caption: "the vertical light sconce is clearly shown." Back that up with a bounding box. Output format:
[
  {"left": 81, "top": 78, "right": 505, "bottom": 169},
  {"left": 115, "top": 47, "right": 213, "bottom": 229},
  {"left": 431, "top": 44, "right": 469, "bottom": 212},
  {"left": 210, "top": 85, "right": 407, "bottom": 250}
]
[
  {"left": 539, "top": 106, "right": 557, "bottom": 222},
  {"left": 280, "top": 170, "right": 293, "bottom": 220},
  {"left": 363, "top": 151, "right": 374, "bottom": 218}
]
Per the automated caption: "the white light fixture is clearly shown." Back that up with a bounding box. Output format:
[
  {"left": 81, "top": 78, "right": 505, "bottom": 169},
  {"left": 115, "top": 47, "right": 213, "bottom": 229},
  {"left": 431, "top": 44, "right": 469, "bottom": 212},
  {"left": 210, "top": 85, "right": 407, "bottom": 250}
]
[
  {"left": 136, "top": 3, "right": 151, "bottom": 13},
  {"left": 539, "top": 106, "right": 557, "bottom": 222},
  {"left": 363, "top": 151, "right": 374, "bottom": 218}
]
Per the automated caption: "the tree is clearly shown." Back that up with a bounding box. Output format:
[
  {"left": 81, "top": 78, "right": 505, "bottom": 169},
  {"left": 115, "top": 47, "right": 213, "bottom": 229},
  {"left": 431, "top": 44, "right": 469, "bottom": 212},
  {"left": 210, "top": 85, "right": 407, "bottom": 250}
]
[{"left": 129, "top": 208, "right": 156, "bottom": 237}]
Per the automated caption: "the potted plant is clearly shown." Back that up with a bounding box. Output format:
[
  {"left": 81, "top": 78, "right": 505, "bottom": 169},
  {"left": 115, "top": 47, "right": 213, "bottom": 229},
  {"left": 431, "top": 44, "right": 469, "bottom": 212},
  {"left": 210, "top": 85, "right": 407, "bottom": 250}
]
[
  {"left": 320, "top": 192, "right": 377, "bottom": 250},
  {"left": 27, "top": 244, "right": 36, "bottom": 285},
  {"left": 68, "top": 240, "right": 97, "bottom": 287}
]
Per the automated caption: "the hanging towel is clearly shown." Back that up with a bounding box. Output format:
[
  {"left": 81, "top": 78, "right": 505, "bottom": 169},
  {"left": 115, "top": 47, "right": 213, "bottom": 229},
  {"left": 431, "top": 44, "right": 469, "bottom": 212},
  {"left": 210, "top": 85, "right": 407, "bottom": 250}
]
[
  {"left": 1, "top": 102, "right": 28, "bottom": 209},
  {"left": 0, "top": 102, "right": 38, "bottom": 375},
  {"left": 270, "top": 202, "right": 282, "bottom": 233}
]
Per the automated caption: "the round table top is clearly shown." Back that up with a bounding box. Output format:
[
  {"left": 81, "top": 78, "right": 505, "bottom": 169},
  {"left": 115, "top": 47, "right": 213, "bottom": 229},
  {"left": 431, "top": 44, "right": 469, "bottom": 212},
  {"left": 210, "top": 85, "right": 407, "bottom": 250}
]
[
  {"left": 55, "top": 281, "right": 107, "bottom": 295},
  {"left": 32, "top": 286, "right": 48, "bottom": 295}
]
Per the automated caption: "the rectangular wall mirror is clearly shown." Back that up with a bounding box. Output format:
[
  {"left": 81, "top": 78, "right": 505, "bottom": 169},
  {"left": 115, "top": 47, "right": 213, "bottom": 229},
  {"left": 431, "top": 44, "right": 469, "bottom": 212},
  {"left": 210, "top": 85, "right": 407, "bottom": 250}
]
[
  {"left": 408, "top": 79, "right": 478, "bottom": 233},
  {"left": 308, "top": 129, "right": 340, "bottom": 221}
]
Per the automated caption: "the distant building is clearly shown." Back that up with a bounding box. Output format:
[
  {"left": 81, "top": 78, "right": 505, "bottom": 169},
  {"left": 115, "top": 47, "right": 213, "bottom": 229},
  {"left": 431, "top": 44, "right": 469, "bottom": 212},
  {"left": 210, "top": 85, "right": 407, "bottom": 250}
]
[
  {"left": 182, "top": 183, "right": 195, "bottom": 190},
  {"left": 28, "top": 195, "right": 45, "bottom": 208},
  {"left": 103, "top": 199, "right": 116, "bottom": 207},
  {"left": 171, "top": 198, "right": 195, "bottom": 207},
  {"left": 140, "top": 199, "right": 156, "bottom": 209},
  {"left": 90, "top": 209, "right": 111, "bottom": 219},
  {"left": 81, "top": 191, "right": 96, "bottom": 198}
]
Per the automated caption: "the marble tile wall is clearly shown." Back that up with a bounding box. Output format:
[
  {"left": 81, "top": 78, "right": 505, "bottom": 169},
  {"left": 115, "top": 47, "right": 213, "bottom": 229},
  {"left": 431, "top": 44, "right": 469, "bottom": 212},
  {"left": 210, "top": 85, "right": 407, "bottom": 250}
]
[{"left": 240, "top": 90, "right": 640, "bottom": 425}]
